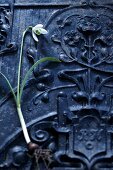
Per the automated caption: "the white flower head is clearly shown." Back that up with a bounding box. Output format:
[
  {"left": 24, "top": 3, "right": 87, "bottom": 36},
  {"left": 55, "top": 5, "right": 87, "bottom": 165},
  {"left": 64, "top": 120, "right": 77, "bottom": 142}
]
[{"left": 32, "top": 24, "right": 48, "bottom": 42}]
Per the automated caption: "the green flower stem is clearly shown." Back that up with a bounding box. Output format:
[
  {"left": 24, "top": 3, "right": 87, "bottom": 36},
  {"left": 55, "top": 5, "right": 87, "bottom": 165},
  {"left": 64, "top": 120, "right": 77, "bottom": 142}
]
[
  {"left": 16, "top": 27, "right": 31, "bottom": 144},
  {"left": 18, "top": 57, "right": 60, "bottom": 144},
  {"left": 0, "top": 25, "right": 60, "bottom": 146},
  {"left": 0, "top": 71, "right": 31, "bottom": 144},
  {"left": 17, "top": 105, "right": 31, "bottom": 144},
  {"left": 17, "top": 28, "right": 28, "bottom": 106}
]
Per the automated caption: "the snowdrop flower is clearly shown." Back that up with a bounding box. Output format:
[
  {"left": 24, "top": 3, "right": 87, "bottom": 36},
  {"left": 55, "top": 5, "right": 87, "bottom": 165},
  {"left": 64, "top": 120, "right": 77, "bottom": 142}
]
[{"left": 32, "top": 24, "right": 48, "bottom": 42}]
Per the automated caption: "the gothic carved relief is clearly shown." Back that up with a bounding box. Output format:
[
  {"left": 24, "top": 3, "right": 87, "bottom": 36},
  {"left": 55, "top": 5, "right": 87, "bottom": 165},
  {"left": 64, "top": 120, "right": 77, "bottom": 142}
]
[
  {"left": 1, "top": 2, "right": 113, "bottom": 170},
  {"left": 0, "top": 7, "right": 18, "bottom": 55}
]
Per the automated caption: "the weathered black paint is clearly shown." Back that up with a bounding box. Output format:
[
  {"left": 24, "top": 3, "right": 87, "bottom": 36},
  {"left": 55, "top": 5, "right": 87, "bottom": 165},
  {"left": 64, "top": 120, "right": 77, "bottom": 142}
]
[{"left": 0, "top": 0, "right": 113, "bottom": 169}]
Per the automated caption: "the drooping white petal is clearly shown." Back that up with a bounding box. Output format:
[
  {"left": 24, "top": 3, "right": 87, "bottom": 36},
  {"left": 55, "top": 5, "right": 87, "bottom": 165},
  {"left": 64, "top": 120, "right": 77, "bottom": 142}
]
[
  {"left": 33, "top": 24, "right": 43, "bottom": 32},
  {"left": 36, "top": 24, "right": 43, "bottom": 28},
  {"left": 32, "top": 24, "right": 48, "bottom": 41},
  {"left": 38, "top": 28, "right": 48, "bottom": 34},
  {"left": 32, "top": 30, "right": 39, "bottom": 42}
]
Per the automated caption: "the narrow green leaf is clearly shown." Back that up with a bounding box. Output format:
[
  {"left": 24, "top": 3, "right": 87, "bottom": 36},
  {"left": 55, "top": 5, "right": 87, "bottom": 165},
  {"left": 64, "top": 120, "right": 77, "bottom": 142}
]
[
  {"left": 17, "top": 29, "right": 28, "bottom": 106},
  {"left": 0, "top": 72, "right": 17, "bottom": 103},
  {"left": 20, "top": 57, "right": 61, "bottom": 101}
]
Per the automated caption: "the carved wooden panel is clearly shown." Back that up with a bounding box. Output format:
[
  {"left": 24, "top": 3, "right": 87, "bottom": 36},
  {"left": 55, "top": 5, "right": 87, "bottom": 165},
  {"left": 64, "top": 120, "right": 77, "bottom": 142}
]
[{"left": 0, "top": 0, "right": 113, "bottom": 169}]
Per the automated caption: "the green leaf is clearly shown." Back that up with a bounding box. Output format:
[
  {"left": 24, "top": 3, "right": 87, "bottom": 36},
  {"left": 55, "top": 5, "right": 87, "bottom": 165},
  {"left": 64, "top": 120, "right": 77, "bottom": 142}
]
[
  {"left": 0, "top": 72, "right": 17, "bottom": 103},
  {"left": 19, "top": 57, "right": 61, "bottom": 101}
]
